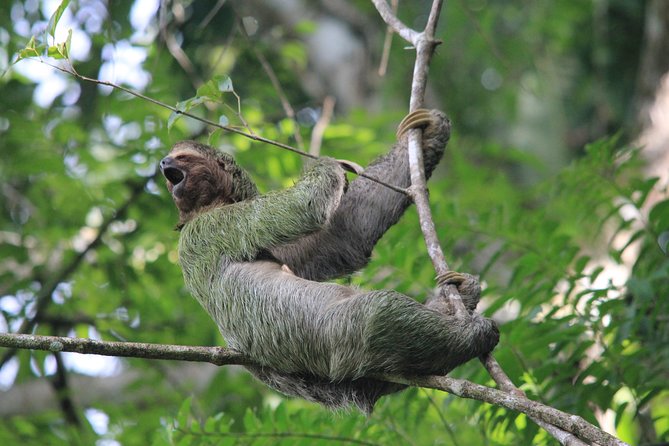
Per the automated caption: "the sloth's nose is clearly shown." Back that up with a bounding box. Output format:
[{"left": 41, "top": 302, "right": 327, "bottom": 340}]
[{"left": 160, "top": 156, "right": 174, "bottom": 170}]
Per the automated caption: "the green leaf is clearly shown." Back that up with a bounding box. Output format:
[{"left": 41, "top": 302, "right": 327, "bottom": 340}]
[
  {"left": 649, "top": 199, "right": 669, "bottom": 232},
  {"left": 47, "top": 0, "right": 71, "bottom": 39},
  {"left": 168, "top": 100, "right": 190, "bottom": 130},
  {"left": 294, "top": 20, "right": 317, "bottom": 35},
  {"left": 183, "top": 96, "right": 206, "bottom": 112},
  {"left": 16, "top": 47, "right": 41, "bottom": 61},
  {"left": 46, "top": 29, "right": 72, "bottom": 60},
  {"left": 196, "top": 79, "right": 220, "bottom": 100},
  {"left": 242, "top": 16, "right": 259, "bottom": 36},
  {"left": 167, "top": 111, "right": 181, "bottom": 130},
  {"left": 15, "top": 36, "right": 44, "bottom": 61},
  {"left": 176, "top": 397, "right": 192, "bottom": 429},
  {"left": 658, "top": 231, "right": 669, "bottom": 255},
  {"left": 47, "top": 45, "right": 66, "bottom": 59},
  {"left": 632, "top": 176, "right": 660, "bottom": 208},
  {"left": 242, "top": 408, "right": 261, "bottom": 432},
  {"left": 63, "top": 28, "right": 72, "bottom": 58},
  {"left": 573, "top": 255, "right": 591, "bottom": 275}
]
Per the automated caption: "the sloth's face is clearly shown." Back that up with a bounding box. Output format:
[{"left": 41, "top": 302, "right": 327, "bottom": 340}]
[{"left": 160, "top": 142, "right": 234, "bottom": 221}]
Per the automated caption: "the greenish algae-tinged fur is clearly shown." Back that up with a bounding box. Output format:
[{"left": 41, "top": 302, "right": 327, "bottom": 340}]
[{"left": 166, "top": 110, "right": 499, "bottom": 413}]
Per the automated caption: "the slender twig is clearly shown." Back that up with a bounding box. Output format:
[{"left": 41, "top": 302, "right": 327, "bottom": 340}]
[
  {"left": 251, "top": 45, "right": 305, "bottom": 150},
  {"left": 309, "top": 96, "right": 336, "bottom": 156},
  {"left": 0, "top": 332, "right": 627, "bottom": 446},
  {"left": 378, "top": 0, "right": 399, "bottom": 76},
  {"left": 199, "top": 0, "right": 227, "bottom": 29},
  {"left": 44, "top": 62, "right": 407, "bottom": 195},
  {"left": 161, "top": 30, "right": 203, "bottom": 88}
]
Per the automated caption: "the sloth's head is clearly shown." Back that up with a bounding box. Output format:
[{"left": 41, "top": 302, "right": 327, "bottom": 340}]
[{"left": 160, "top": 141, "right": 258, "bottom": 226}]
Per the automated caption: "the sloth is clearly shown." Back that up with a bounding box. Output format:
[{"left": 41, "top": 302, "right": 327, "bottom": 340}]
[{"left": 160, "top": 109, "right": 499, "bottom": 413}]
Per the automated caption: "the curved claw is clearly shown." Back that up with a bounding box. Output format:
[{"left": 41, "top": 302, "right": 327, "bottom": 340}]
[
  {"left": 396, "top": 109, "right": 434, "bottom": 139},
  {"left": 337, "top": 159, "right": 364, "bottom": 175},
  {"left": 436, "top": 271, "right": 466, "bottom": 287}
]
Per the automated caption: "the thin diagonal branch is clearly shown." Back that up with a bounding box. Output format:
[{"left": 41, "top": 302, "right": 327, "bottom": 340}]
[
  {"left": 410, "top": 375, "right": 627, "bottom": 446},
  {"left": 42, "top": 62, "right": 407, "bottom": 195},
  {"left": 250, "top": 43, "right": 306, "bottom": 151},
  {"left": 378, "top": 0, "right": 399, "bottom": 77},
  {"left": 309, "top": 96, "right": 336, "bottom": 156},
  {"left": 369, "top": 2, "right": 611, "bottom": 445}
]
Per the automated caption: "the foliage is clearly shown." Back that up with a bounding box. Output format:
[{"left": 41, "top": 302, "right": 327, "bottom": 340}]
[{"left": 0, "top": 1, "right": 666, "bottom": 445}]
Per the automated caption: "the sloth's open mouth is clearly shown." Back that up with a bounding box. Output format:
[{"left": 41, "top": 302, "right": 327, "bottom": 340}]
[{"left": 163, "top": 167, "right": 185, "bottom": 186}]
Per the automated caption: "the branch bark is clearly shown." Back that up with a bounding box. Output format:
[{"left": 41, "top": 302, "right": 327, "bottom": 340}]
[
  {"left": 0, "top": 332, "right": 626, "bottom": 446},
  {"left": 0, "top": 333, "right": 250, "bottom": 366}
]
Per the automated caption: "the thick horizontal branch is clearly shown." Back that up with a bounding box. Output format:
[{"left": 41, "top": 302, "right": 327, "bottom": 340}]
[
  {"left": 0, "top": 333, "right": 251, "bottom": 366},
  {"left": 0, "top": 333, "right": 629, "bottom": 446}
]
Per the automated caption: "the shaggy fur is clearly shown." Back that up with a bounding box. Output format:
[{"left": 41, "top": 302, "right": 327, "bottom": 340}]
[{"left": 161, "top": 110, "right": 499, "bottom": 413}]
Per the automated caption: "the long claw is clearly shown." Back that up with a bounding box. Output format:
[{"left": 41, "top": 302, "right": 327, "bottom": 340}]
[
  {"left": 396, "top": 109, "right": 433, "bottom": 139},
  {"left": 337, "top": 159, "right": 364, "bottom": 175},
  {"left": 436, "top": 271, "right": 466, "bottom": 287}
]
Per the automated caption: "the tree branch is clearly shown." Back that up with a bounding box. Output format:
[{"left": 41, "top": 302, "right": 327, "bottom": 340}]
[
  {"left": 248, "top": 38, "right": 306, "bottom": 151},
  {"left": 0, "top": 333, "right": 626, "bottom": 446},
  {"left": 374, "top": 0, "right": 466, "bottom": 318},
  {"left": 410, "top": 375, "right": 627, "bottom": 446},
  {"left": 370, "top": 0, "right": 419, "bottom": 43},
  {"left": 369, "top": 2, "right": 623, "bottom": 445},
  {"left": 309, "top": 96, "right": 336, "bottom": 157},
  {"left": 0, "top": 333, "right": 250, "bottom": 366}
]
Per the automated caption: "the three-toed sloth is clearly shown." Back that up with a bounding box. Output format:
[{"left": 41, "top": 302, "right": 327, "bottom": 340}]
[{"left": 160, "top": 109, "right": 499, "bottom": 413}]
